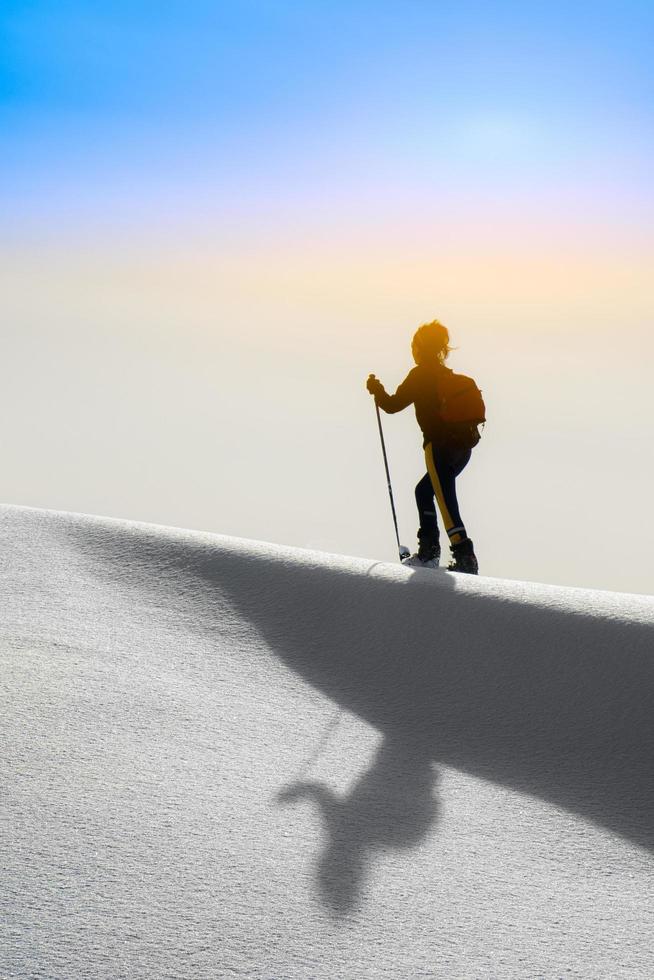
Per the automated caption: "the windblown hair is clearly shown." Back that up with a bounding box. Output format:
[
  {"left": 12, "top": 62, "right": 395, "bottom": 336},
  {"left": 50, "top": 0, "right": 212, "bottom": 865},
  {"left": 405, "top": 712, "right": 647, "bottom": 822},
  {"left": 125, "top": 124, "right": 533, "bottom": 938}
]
[{"left": 412, "top": 320, "right": 452, "bottom": 364}]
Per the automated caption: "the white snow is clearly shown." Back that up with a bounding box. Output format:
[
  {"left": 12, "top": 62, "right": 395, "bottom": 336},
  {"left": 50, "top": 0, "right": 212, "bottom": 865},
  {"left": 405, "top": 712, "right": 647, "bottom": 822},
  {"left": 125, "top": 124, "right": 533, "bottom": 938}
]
[{"left": 1, "top": 503, "right": 653, "bottom": 979}]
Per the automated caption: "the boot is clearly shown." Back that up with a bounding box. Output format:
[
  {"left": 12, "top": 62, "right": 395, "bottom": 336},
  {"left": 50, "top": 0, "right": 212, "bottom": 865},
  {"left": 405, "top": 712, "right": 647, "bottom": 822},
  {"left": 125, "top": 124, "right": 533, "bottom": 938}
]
[
  {"left": 448, "top": 537, "right": 478, "bottom": 575},
  {"left": 403, "top": 528, "right": 441, "bottom": 568}
]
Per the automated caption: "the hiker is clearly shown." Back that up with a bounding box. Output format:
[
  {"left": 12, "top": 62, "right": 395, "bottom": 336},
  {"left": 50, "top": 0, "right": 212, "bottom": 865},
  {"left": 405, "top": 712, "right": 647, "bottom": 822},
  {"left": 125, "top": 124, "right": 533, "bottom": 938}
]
[{"left": 366, "top": 320, "right": 483, "bottom": 574}]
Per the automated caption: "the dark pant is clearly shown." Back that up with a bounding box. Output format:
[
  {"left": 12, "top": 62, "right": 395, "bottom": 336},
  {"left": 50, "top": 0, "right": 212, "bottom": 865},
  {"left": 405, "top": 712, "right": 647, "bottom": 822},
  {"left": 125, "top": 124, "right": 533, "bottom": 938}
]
[{"left": 415, "top": 443, "right": 471, "bottom": 547}]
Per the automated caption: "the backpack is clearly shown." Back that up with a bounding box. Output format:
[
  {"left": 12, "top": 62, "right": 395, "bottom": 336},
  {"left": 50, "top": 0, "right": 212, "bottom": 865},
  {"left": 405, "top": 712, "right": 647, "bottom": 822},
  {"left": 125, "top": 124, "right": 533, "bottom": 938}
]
[{"left": 438, "top": 370, "right": 486, "bottom": 449}]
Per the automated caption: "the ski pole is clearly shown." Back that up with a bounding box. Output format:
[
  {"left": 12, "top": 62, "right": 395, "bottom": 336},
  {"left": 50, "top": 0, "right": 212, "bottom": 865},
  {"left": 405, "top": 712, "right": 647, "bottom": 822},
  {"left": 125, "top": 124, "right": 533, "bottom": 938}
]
[{"left": 374, "top": 403, "right": 410, "bottom": 562}]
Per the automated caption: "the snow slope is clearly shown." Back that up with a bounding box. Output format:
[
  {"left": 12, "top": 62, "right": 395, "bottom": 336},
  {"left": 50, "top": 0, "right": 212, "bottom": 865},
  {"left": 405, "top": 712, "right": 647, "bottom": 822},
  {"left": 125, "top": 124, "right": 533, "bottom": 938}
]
[{"left": 1, "top": 504, "right": 653, "bottom": 979}]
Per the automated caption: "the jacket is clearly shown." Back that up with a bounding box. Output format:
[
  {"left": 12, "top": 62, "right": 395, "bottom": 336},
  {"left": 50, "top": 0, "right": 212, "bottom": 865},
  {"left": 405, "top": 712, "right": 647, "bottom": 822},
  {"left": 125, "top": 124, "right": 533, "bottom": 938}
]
[{"left": 375, "top": 362, "right": 454, "bottom": 448}]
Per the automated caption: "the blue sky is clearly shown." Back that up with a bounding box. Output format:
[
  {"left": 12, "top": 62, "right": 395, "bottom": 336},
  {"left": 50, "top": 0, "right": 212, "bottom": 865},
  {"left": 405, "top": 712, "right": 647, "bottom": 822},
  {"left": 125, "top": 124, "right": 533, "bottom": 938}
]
[
  {"left": 2, "top": 2, "right": 652, "bottom": 145},
  {"left": 1, "top": 1, "right": 652, "bottom": 236}
]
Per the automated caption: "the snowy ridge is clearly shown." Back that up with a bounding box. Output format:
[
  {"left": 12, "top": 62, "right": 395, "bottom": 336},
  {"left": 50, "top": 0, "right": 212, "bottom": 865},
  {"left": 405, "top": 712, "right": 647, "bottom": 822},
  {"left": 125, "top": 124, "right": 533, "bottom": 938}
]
[{"left": 2, "top": 504, "right": 654, "bottom": 979}]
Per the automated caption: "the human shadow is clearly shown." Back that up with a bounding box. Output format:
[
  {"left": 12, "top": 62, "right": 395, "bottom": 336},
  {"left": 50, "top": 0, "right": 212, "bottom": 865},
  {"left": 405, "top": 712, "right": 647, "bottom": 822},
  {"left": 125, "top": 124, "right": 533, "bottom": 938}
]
[
  {"left": 192, "top": 546, "right": 654, "bottom": 856},
  {"left": 63, "top": 522, "right": 654, "bottom": 860},
  {"left": 277, "top": 735, "right": 438, "bottom": 915}
]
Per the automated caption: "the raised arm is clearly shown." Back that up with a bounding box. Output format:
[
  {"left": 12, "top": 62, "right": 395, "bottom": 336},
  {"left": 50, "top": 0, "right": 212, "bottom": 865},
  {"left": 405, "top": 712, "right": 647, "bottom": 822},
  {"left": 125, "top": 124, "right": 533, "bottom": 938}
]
[{"left": 366, "top": 370, "right": 416, "bottom": 414}]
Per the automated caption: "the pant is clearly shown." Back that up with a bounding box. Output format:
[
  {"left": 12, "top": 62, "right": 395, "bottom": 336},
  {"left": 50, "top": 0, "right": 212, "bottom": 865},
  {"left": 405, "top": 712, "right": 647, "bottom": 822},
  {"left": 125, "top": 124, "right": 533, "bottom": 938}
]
[{"left": 415, "top": 442, "right": 471, "bottom": 547}]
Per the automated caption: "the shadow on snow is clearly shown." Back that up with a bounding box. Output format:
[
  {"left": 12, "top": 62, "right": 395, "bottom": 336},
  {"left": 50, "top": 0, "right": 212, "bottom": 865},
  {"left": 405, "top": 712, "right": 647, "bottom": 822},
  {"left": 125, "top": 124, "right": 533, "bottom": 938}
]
[{"left": 60, "top": 520, "right": 654, "bottom": 914}]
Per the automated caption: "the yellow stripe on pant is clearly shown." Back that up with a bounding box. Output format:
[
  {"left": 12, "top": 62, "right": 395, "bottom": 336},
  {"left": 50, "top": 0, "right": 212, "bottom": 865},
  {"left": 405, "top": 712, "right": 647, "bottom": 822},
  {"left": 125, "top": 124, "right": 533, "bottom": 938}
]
[{"left": 424, "top": 442, "right": 466, "bottom": 545}]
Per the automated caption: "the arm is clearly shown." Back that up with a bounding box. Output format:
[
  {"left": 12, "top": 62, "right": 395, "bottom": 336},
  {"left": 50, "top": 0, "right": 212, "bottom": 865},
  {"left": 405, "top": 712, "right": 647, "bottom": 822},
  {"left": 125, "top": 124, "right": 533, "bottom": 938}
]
[{"left": 366, "top": 371, "right": 416, "bottom": 414}]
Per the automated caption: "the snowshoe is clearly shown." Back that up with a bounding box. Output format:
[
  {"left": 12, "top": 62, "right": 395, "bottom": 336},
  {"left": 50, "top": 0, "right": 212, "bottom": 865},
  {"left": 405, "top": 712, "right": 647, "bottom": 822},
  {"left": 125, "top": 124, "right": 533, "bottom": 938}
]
[{"left": 403, "top": 554, "right": 440, "bottom": 569}]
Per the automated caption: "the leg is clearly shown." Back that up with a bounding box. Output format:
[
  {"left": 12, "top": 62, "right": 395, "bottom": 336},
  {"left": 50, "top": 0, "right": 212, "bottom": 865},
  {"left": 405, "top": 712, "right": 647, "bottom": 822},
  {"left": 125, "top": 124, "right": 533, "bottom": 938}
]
[
  {"left": 424, "top": 443, "right": 469, "bottom": 546},
  {"left": 413, "top": 472, "right": 440, "bottom": 562},
  {"left": 424, "top": 443, "right": 478, "bottom": 574},
  {"left": 415, "top": 471, "right": 439, "bottom": 543}
]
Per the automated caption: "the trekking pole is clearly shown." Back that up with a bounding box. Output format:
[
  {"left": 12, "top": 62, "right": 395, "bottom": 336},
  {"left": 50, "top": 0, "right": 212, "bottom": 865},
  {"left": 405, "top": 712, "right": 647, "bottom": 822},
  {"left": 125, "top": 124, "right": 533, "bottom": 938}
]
[
  {"left": 295, "top": 708, "right": 343, "bottom": 778},
  {"left": 374, "top": 403, "right": 410, "bottom": 562}
]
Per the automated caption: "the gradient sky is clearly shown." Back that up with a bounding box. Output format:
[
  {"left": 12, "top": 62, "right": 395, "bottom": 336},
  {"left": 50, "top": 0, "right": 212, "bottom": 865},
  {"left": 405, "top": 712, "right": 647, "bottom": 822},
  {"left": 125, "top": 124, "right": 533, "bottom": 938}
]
[{"left": 1, "top": 1, "right": 653, "bottom": 593}]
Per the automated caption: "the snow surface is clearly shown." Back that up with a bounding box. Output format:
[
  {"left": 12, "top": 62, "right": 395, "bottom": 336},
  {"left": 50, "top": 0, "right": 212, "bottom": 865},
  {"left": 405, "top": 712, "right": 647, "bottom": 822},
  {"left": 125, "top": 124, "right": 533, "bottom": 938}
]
[{"left": 1, "top": 503, "right": 653, "bottom": 979}]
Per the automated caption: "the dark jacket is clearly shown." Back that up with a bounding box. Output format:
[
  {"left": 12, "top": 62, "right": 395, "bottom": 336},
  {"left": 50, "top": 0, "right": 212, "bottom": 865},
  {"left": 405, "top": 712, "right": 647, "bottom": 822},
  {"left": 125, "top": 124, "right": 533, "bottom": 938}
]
[{"left": 375, "top": 362, "right": 454, "bottom": 447}]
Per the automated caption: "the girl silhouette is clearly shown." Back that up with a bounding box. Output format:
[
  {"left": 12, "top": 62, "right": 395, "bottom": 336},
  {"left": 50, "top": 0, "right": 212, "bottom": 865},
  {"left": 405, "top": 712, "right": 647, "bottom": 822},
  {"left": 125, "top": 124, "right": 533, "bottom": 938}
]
[{"left": 367, "top": 320, "right": 481, "bottom": 574}]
